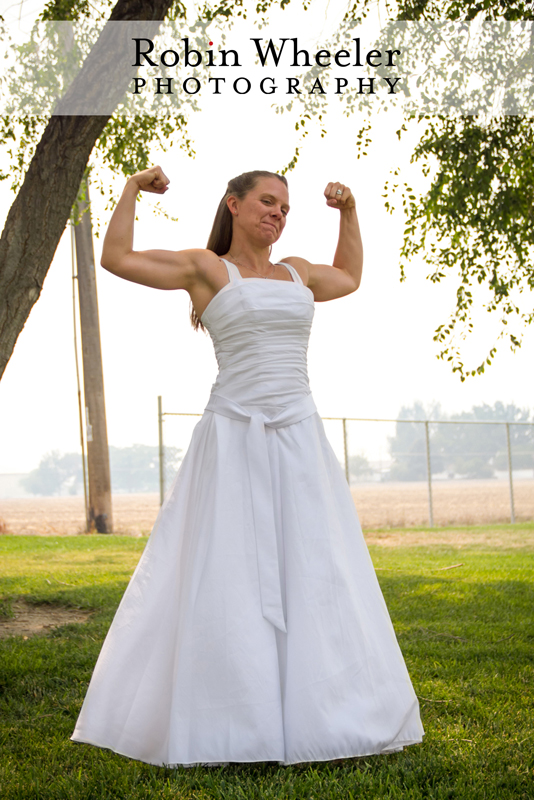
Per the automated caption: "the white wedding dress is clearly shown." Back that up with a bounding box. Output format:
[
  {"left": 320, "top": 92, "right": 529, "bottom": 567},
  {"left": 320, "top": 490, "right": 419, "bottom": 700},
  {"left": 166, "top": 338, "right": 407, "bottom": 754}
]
[{"left": 71, "top": 259, "right": 424, "bottom": 766}]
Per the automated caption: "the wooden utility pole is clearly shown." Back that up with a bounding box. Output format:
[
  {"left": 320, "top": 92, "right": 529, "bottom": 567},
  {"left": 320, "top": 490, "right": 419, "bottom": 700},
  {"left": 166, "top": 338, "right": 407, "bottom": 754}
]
[{"left": 73, "top": 167, "right": 113, "bottom": 533}]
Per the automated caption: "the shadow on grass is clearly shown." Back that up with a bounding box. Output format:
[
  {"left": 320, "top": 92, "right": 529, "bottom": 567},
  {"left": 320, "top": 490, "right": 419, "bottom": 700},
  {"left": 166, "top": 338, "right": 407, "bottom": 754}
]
[{"left": 0, "top": 579, "right": 128, "bottom": 615}]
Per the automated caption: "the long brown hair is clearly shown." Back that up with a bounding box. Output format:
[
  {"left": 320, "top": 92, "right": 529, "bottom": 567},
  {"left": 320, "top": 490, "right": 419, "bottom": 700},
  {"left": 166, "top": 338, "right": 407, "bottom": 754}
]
[{"left": 190, "top": 170, "right": 288, "bottom": 331}]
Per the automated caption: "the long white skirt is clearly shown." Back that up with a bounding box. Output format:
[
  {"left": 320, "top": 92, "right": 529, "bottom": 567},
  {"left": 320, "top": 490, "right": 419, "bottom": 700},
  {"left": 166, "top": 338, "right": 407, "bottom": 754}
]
[{"left": 71, "top": 411, "right": 424, "bottom": 765}]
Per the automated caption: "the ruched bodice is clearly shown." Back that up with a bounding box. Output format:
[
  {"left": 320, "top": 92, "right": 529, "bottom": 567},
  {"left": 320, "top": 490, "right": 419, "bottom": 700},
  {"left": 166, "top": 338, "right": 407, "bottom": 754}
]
[{"left": 201, "top": 259, "right": 315, "bottom": 413}]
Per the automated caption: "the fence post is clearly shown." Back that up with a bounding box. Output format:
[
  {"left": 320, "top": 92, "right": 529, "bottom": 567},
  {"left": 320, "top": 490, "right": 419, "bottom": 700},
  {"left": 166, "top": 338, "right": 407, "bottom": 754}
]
[
  {"left": 158, "top": 396, "right": 165, "bottom": 507},
  {"left": 506, "top": 422, "right": 515, "bottom": 524},
  {"left": 342, "top": 418, "right": 350, "bottom": 484},
  {"left": 424, "top": 420, "right": 434, "bottom": 527}
]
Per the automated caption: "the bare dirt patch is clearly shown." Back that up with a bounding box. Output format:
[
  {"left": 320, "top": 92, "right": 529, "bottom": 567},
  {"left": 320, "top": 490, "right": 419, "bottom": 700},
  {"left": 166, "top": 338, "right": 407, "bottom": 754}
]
[{"left": 0, "top": 599, "right": 92, "bottom": 639}]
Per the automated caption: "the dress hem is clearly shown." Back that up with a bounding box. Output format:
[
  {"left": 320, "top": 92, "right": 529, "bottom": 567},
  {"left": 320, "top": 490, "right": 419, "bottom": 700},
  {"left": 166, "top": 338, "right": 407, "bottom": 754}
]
[{"left": 70, "top": 734, "right": 424, "bottom": 767}]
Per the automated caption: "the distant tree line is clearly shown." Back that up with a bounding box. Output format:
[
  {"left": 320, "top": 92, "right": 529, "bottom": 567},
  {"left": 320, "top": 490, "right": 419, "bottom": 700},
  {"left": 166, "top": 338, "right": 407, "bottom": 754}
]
[
  {"left": 347, "top": 401, "right": 534, "bottom": 483},
  {"left": 21, "top": 445, "right": 182, "bottom": 497},
  {"left": 387, "top": 402, "right": 534, "bottom": 481},
  {"left": 21, "top": 401, "right": 534, "bottom": 493}
]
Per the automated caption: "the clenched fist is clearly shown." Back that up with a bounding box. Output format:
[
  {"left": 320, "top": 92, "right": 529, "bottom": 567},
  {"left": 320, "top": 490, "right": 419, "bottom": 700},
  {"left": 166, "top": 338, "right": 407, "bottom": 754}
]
[
  {"left": 324, "top": 182, "right": 355, "bottom": 211},
  {"left": 129, "top": 165, "right": 170, "bottom": 195}
]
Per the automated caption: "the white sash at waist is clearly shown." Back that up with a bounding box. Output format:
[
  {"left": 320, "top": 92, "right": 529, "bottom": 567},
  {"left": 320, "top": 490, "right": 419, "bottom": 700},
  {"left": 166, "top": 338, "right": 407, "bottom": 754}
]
[{"left": 204, "top": 392, "right": 318, "bottom": 633}]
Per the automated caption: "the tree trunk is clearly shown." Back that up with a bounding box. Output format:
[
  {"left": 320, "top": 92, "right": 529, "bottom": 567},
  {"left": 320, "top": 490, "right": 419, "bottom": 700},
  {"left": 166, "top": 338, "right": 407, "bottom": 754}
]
[
  {"left": 75, "top": 169, "right": 113, "bottom": 533},
  {"left": 0, "top": 0, "right": 174, "bottom": 381}
]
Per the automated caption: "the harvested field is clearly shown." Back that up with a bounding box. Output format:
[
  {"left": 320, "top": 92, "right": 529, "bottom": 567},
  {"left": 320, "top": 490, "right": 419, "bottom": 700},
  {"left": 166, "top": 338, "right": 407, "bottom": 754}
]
[
  {"left": 0, "top": 479, "right": 532, "bottom": 537},
  {"left": 0, "top": 494, "right": 160, "bottom": 537},
  {"left": 351, "top": 479, "right": 534, "bottom": 528}
]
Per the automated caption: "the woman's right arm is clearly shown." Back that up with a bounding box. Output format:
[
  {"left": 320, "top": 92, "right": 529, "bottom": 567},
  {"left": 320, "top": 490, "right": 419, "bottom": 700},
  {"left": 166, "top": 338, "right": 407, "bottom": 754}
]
[{"left": 100, "top": 166, "right": 211, "bottom": 290}]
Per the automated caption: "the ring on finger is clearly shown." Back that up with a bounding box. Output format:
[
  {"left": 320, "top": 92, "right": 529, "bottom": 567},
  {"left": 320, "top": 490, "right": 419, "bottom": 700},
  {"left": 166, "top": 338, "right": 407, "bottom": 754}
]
[{"left": 336, "top": 189, "right": 343, "bottom": 195}]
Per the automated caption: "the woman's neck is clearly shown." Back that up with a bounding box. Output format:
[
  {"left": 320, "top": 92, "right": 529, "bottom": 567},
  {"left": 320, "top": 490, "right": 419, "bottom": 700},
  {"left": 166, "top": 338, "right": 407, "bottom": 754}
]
[{"left": 224, "top": 241, "right": 272, "bottom": 271}]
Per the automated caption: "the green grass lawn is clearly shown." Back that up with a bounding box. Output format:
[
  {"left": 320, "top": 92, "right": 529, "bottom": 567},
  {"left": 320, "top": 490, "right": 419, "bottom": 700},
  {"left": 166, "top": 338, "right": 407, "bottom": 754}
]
[{"left": 0, "top": 527, "right": 533, "bottom": 800}]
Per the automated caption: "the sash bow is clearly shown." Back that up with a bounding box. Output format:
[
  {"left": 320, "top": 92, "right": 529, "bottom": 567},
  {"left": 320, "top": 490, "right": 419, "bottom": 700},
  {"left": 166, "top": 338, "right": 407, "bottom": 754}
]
[{"left": 204, "top": 392, "right": 318, "bottom": 632}]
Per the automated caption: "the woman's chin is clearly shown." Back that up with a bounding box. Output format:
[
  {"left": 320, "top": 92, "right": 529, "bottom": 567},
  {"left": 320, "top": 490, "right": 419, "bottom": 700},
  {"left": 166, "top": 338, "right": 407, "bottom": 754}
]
[
  {"left": 258, "top": 223, "right": 282, "bottom": 243},
  {"left": 265, "top": 231, "right": 281, "bottom": 246}
]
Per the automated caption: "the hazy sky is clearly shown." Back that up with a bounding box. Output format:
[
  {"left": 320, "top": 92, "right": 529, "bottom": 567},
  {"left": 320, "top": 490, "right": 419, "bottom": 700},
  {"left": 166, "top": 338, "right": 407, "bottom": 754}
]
[{"left": 1, "top": 1, "right": 532, "bottom": 473}]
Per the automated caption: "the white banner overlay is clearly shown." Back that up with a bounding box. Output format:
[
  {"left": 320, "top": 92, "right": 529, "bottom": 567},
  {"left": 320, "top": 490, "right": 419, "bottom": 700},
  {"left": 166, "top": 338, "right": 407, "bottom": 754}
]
[{"left": 0, "top": 20, "right": 532, "bottom": 116}]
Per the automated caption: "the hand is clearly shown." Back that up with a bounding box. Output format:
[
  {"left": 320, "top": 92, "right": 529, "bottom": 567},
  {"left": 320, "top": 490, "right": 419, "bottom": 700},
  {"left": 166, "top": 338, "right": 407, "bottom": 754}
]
[
  {"left": 129, "top": 165, "right": 170, "bottom": 195},
  {"left": 324, "top": 182, "right": 355, "bottom": 211}
]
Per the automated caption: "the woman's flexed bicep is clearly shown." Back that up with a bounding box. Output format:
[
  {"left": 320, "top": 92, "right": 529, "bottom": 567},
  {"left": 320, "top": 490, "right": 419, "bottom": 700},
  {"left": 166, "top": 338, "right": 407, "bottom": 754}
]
[
  {"left": 106, "top": 247, "right": 203, "bottom": 291},
  {"left": 100, "top": 167, "right": 208, "bottom": 290}
]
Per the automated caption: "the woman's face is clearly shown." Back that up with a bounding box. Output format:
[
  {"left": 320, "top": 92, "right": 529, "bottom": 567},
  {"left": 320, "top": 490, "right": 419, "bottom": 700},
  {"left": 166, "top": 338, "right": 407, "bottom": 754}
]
[{"left": 228, "top": 177, "right": 290, "bottom": 247}]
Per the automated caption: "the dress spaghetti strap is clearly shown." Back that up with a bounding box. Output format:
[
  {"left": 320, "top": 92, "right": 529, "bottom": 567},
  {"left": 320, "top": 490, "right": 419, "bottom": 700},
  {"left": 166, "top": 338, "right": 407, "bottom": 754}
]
[
  {"left": 276, "top": 261, "right": 304, "bottom": 285},
  {"left": 219, "top": 258, "right": 242, "bottom": 283}
]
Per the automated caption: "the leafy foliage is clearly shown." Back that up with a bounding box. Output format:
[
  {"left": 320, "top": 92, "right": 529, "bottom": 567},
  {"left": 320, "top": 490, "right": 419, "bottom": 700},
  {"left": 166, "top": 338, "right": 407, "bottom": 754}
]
[
  {"left": 389, "top": 0, "right": 534, "bottom": 378},
  {"left": 341, "top": 0, "right": 534, "bottom": 378},
  {"left": 0, "top": 0, "right": 294, "bottom": 234},
  {"left": 3, "top": 0, "right": 534, "bottom": 380},
  {"left": 395, "top": 0, "right": 534, "bottom": 22},
  {"left": 1, "top": 1, "right": 193, "bottom": 234},
  {"left": 391, "top": 115, "right": 534, "bottom": 380}
]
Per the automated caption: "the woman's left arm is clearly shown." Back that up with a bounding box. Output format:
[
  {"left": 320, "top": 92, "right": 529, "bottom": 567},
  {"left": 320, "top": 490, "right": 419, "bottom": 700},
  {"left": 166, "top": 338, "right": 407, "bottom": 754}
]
[{"left": 284, "top": 182, "right": 363, "bottom": 301}]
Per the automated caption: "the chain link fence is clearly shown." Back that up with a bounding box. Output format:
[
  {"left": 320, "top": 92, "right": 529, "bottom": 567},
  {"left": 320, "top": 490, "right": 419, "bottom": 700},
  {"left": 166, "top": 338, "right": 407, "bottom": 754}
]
[{"left": 158, "top": 397, "right": 534, "bottom": 528}]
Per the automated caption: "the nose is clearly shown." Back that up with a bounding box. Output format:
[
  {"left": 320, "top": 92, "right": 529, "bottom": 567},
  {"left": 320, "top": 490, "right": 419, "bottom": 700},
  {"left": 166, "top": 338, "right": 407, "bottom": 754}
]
[{"left": 270, "top": 206, "right": 283, "bottom": 220}]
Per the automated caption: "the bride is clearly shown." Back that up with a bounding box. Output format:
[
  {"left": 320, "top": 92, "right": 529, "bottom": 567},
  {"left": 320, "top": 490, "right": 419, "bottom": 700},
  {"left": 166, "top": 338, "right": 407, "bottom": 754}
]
[{"left": 71, "top": 165, "right": 424, "bottom": 766}]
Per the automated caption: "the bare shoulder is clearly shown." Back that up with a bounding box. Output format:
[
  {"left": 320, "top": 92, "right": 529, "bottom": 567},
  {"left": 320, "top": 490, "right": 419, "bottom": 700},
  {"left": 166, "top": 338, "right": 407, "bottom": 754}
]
[
  {"left": 165, "top": 247, "right": 224, "bottom": 290},
  {"left": 188, "top": 249, "right": 226, "bottom": 280},
  {"left": 280, "top": 255, "right": 359, "bottom": 302},
  {"left": 279, "top": 256, "right": 311, "bottom": 286}
]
